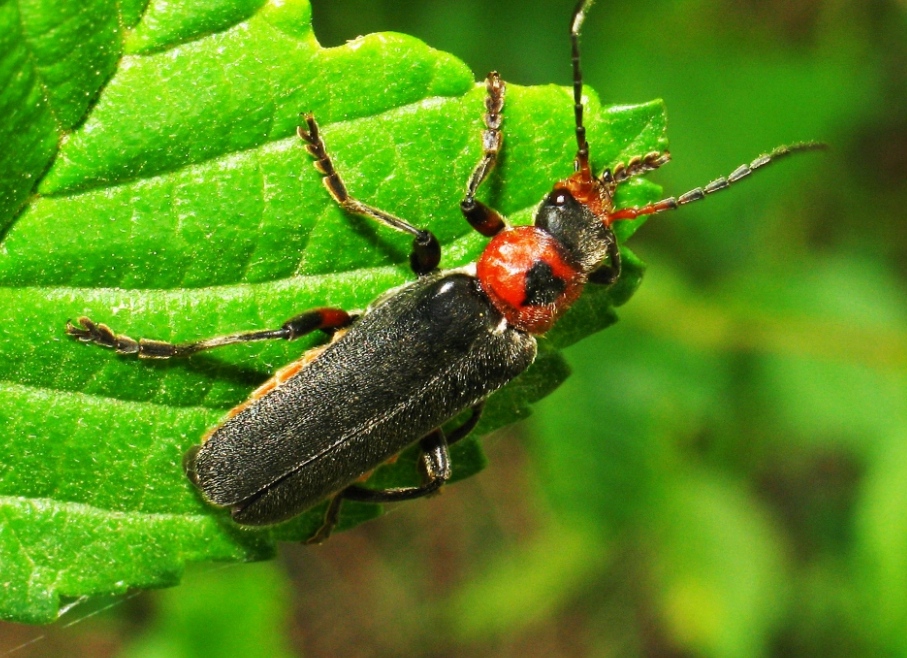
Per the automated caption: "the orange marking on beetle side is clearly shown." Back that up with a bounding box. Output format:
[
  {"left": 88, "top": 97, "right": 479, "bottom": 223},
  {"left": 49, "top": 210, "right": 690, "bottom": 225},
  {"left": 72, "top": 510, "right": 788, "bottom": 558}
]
[
  {"left": 354, "top": 453, "right": 401, "bottom": 483},
  {"left": 227, "top": 400, "right": 253, "bottom": 419},
  {"left": 275, "top": 361, "right": 303, "bottom": 384},
  {"left": 203, "top": 329, "right": 350, "bottom": 442},
  {"left": 201, "top": 426, "right": 218, "bottom": 444},
  {"left": 253, "top": 380, "right": 276, "bottom": 400}
]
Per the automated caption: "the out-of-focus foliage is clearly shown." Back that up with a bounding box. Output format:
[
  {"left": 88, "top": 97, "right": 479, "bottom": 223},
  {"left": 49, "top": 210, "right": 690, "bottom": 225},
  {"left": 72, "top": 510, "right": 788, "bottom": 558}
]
[
  {"left": 1, "top": 0, "right": 904, "bottom": 655},
  {"left": 120, "top": 563, "right": 295, "bottom": 658}
]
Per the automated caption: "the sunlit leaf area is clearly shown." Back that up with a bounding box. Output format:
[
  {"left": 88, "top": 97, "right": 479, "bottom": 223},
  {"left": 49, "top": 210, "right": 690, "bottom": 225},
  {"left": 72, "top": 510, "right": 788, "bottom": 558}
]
[{"left": 1, "top": 0, "right": 905, "bottom": 655}]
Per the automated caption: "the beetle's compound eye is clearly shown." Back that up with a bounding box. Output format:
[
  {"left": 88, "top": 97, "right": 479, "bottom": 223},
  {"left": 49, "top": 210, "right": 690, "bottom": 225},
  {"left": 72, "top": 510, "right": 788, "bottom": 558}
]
[{"left": 548, "top": 190, "right": 572, "bottom": 207}]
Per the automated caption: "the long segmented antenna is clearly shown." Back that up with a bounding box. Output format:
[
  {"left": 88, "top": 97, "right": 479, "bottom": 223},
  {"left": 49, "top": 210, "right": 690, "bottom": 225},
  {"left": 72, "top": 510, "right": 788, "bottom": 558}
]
[
  {"left": 609, "top": 142, "right": 827, "bottom": 222},
  {"left": 601, "top": 151, "right": 673, "bottom": 193},
  {"left": 571, "top": 0, "right": 595, "bottom": 176}
]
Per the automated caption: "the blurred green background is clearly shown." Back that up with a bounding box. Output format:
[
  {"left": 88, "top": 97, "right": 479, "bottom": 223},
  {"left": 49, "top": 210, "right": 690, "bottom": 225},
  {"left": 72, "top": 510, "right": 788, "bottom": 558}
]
[{"left": 4, "top": 0, "right": 905, "bottom": 655}]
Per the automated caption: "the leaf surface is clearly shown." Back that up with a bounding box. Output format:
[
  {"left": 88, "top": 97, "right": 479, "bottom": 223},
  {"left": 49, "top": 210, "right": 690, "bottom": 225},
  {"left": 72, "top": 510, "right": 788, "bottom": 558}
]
[{"left": 0, "top": 0, "right": 666, "bottom": 623}]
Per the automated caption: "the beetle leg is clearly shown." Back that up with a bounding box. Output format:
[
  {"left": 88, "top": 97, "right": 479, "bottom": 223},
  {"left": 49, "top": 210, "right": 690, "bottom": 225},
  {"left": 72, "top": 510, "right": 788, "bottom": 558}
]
[
  {"left": 305, "top": 428, "right": 455, "bottom": 544},
  {"left": 305, "top": 494, "right": 346, "bottom": 545},
  {"left": 65, "top": 308, "right": 353, "bottom": 359},
  {"left": 298, "top": 114, "right": 441, "bottom": 276},
  {"left": 305, "top": 406, "right": 484, "bottom": 544},
  {"left": 460, "top": 72, "right": 507, "bottom": 237},
  {"left": 344, "top": 429, "right": 453, "bottom": 504},
  {"left": 587, "top": 227, "right": 621, "bottom": 286},
  {"left": 445, "top": 401, "right": 485, "bottom": 445}
]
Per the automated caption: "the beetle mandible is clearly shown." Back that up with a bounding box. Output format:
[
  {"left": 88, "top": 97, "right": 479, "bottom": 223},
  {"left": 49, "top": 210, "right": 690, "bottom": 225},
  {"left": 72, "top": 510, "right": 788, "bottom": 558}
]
[{"left": 66, "top": 0, "right": 823, "bottom": 542}]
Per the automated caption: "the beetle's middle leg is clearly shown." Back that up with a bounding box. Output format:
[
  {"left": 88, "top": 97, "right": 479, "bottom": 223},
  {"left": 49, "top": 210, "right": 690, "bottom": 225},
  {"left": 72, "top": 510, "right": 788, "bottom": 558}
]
[
  {"left": 66, "top": 308, "right": 353, "bottom": 359},
  {"left": 306, "top": 403, "right": 485, "bottom": 543},
  {"left": 298, "top": 114, "right": 441, "bottom": 276}
]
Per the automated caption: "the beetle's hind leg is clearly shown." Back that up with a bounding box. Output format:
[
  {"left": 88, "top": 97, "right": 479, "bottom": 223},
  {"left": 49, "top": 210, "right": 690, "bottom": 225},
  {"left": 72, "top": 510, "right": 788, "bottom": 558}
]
[
  {"left": 306, "top": 429, "right": 451, "bottom": 545},
  {"left": 306, "top": 403, "right": 485, "bottom": 544},
  {"left": 298, "top": 114, "right": 441, "bottom": 276},
  {"left": 66, "top": 308, "right": 353, "bottom": 359},
  {"left": 444, "top": 401, "right": 485, "bottom": 445},
  {"left": 346, "top": 402, "right": 486, "bottom": 503}
]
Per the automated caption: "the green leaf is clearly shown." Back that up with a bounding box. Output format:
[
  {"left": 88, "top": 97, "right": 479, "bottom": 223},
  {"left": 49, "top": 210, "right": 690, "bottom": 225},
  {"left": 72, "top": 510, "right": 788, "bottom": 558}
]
[
  {"left": 0, "top": 0, "right": 120, "bottom": 232},
  {"left": 0, "top": 0, "right": 666, "bottom": 623}
]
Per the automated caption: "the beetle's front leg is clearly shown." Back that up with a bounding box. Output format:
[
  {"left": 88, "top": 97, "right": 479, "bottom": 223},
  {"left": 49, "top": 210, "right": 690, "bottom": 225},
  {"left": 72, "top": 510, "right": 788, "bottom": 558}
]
[
  {"left": 460, "top": 72, "right": 507, "bottom": 237},
  {"left": 298, "top": 114, "right": 441, "bottom": 276}
]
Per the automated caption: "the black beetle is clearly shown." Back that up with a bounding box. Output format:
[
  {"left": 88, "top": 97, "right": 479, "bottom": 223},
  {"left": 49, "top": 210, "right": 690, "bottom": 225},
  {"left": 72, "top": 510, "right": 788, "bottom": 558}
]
[{"left": 66, "top": 0, "right": 822, "bottom": 542}]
